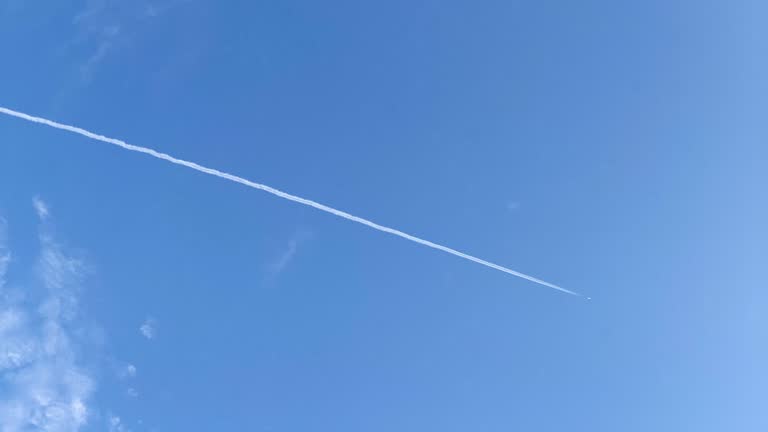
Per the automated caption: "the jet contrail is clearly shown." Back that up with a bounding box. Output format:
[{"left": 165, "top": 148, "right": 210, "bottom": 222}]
[{"left": 0, "top": 106, "right": 581, "bottom": 297}]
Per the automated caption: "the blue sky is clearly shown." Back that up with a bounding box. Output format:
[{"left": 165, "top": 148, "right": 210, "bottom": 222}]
[{"left": 1, "top": 1, "right": 766, "bottom": 431}]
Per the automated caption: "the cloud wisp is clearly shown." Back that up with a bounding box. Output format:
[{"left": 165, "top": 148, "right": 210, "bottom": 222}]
[
  {"left": 117, "top": 363, "right": 137, "bottom": 380},
  {"left": 270, "top": 230, "right": 312, "bottom": 276},
  {"left": 108, "top": 415, "right": 130, "bottom": 432},
  {"left": 272, "top": 238, "right": 300, "bottom": 275},
  {"left": 0, "top": 206, "right": 93, "bottom": 431},
  {"left": 32, "top": 195, "right": 51, "bottom": 221},
  {"left": 0, "top": 218, "right": 10, "bottom": 288},
  {"left": 71, "top": 0, "right": 189, "bottom": 82},
  {"left": 139, "top": 318, "right": 156, "bottom": 340},
  {"left": 0, "top": 199, "right": 140, "bottom": 431},
  {"left": 0, "top": 106, "right": 581, "bottom": 297}
]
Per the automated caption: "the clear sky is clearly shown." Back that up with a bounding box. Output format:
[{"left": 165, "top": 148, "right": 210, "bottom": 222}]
[{"left": 0, "top": 1, "right": 766, "bottom": 431}]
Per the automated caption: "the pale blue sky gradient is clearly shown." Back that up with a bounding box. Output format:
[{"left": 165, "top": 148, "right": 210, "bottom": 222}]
[{"left": 1, "top": 1, "right": 766, "bottom": 431}]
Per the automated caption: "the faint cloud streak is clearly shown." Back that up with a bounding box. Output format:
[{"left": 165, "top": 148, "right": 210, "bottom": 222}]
[
  {"left": 108, "top": 415, "right": 131, "bottom": 432},
  {"left": 32, "top": 196, "right": 50, "bottom": 220},
  {"left": 0, "top": 217, "right": 10, "bottom": 288},
  {"left": 117, "top": 363, "right": 137, "bottom": 379},
  {"left": 270, "top": 230, "right": 312, "bottom": 275},
  {"left": 506, "top": 201, "right": 521, "bottom": 212},
  {"left": 139, "top": 318, "right": 156, "bottom": 340},
  {"left": 0, "top": 214, "right": 95, "bottom": 431},
  {"left": 70, "top": 0, "right": 191, "bottom": 82}
]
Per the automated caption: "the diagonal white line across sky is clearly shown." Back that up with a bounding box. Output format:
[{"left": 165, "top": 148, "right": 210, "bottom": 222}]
[{"left": 0, "top": 105, "right": 583, "bottom": 297}]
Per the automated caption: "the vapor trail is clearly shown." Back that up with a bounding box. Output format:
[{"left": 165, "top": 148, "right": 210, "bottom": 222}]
[{"left": 0, "top": 106, "right": 580, "bottom": 297}]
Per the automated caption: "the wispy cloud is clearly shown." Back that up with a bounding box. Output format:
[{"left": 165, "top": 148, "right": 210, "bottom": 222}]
[
  {"left": 79, "top": 32, "right": 118, "bottom": 82},
  {"left": 0, "top": 106, "right": 581, "bottom": 297},
  {"left": 71, "top": 0, "right": 192, "bottom": 82},
  {"left": 32, "top": 196, "right": 51, "bottom": 220},
  {"left": 70, "top": 1, "right": 124, "bottom": 82},
  {"left": 0, "top": 202, "right": 142, "bottom": 430},
  {"left": 139, "top": 318, "right": 156, "bottom": 340},
  {"left": 0, "top": 216, "right": 94, "bottom": 431},
  {"left": 0, "top": 217, "right": 10, "bottom": 288},
  {"left": 117, "top": 363, "right": 137, "bottom": 379},
  {"left": 144, "top": 0, "right": 194, "bottom": 18},
  {"left": 272, "top": 240, "right": 298, "bottom": 274},
  {"left": 108, "top": 415, "right": 131, "bottom": 432},
  {"left": 270, "top": 230, "right": 312, "bottom": 275}
]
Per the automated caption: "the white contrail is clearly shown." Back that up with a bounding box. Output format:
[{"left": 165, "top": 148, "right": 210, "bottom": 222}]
[{"left": 0, "top": 106, "right": 581, "bottom": 297}]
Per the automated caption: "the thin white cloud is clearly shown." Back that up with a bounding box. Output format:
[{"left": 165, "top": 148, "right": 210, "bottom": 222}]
[
  {"left": 506, "top": 201, "right": 521, "bottom": 212},
  {"left": 272, "top": 239, "right": 298, "bottom": 274},
  {"left": 0, "top": 251, "right": 11, "bottom": 288},
  {"left": 80, "top": 38, "right": 116, "bottom": 82},
  {"left": 0, "top": 106, "right": 581, "bottom": 297},
  {"left": 270, "top": 230, "right": 312, "bottom": 275},
  {"left": 126, "top": 387, "right": 139, "bottom": 398},
  {"left": 139, "top": 318, "right": 156, "bottom": 340},
  {"left": 0, "top": 217, "right": 10, "bottom": 288},
  {"left": 0, "top": 217, "right": 95, "bottom": 431},
  {"left": 32, "top": 196, "right": 51, "bottom": 220},
  {"left": 71, "top": 0, "right": 192, "bottom": 82},
  {"left": 144, "top": 0, "right": 193, "bottom": 18},
  {"left": 108, "top": 415, "right": 131, "bottom": 432},
  {"left": 70, "top": 1, "right": 124, "bottom": 82},
  {"left": 117, "top": 363, "right": 137, "bottom": 379}
]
